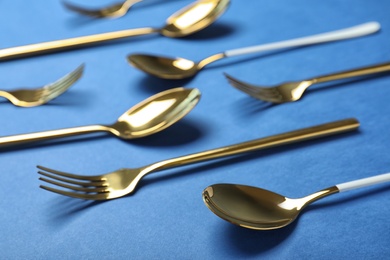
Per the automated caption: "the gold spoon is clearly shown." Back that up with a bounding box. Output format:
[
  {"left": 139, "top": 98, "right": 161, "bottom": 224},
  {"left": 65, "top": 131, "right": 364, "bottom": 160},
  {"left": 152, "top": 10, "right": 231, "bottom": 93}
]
[
  {"left": 127, "top": 22, "right": 380, "bottom": 79},
  {"left": 0, "top": 87, "right": 200, "bottom": 148},
  {"left": 203, "top": 172, "right": 390, "bottom": 230},
  {"left": 0, "top": 0, "right": 230, "bottom": 60},
  {"left": 63, "top": 0, "right": 143, "bottom": 19}
]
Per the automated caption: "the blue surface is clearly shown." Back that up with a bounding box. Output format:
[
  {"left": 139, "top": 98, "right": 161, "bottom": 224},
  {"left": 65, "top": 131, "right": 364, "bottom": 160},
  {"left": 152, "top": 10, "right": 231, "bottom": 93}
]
[{"left": 1, "top": 0, "right": 390, "bottom": 258}]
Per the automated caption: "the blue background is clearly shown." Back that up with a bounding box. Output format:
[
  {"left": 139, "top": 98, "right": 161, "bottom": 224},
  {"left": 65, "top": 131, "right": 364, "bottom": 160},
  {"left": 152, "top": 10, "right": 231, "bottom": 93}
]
[{"left": 1, "top": 0, "right": 390, "bottom": 258}]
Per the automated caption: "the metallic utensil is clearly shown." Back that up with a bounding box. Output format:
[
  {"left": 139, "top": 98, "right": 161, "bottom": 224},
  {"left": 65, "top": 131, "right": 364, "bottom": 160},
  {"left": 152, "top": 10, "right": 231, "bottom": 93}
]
[
  {"left": 38, "top": 118, "right": 359, "bottom": 200},
  {"left": 203, "top": 172, "right": 390, "bottom": 230},
  {"left": 225, "top": 61, "right": 390, "bottom": 103},
  {"left": 63, "top": 0, "right": 142, "bottom": 19},
  {"left": 127, "top": 22, "right": 379, "bottom": 79},
  {"left": 0, "top": 64, "right": 83, "bottom": 107},
  {"left": 0, "top": 0, "right": 229, "bottom": 60},
  {"left": 0, "top": 87, "right": 200, "bottom": 147}
]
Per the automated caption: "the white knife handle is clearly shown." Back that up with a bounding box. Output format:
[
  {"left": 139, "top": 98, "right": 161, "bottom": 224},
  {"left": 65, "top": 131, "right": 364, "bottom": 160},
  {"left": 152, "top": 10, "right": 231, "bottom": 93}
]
[
  {"left": 336, "top": 172, "right": 390, "bottom": 192},
  {"left": 224, "top": 22, "right": 380, "bottom": 57}
]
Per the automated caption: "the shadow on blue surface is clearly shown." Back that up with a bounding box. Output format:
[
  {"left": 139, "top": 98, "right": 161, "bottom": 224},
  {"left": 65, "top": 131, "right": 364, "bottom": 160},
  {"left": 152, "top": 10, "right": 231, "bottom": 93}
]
[
  {"left": 222, "top": 220, "right": 298, "bottom": 255},
  {"left": 44, "top": 197, "right": 106, "bottom": 229}
]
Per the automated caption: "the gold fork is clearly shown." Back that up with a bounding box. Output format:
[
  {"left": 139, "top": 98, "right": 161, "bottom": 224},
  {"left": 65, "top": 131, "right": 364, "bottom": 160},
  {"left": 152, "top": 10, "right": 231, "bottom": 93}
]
[
  {"left": 0, "top": 64, "right": 84, "bottom": 107},
  {"left": 225, "top": 62, "right": 390, "bottom": 103},
  {"left": 63, "top": 0, "right": 142, "bottom": 19},
  {"left": 38, "top": 118, "right": 359, "bottom": 200}
]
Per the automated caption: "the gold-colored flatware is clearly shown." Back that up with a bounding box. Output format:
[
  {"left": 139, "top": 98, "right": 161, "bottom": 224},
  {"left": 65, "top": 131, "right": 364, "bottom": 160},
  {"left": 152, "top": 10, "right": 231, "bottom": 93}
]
[
  {"left": 63, "top": 0, "right": 142, "bottom": 19},
  {"left": 127, "top": 22, "right": 380, "bottom": 79},
  {"left": 38, "top": 118, "right": 359, "bottom": 200},
  {"left": 0, "top": 0, "right": 229, "bottom": 60},
  {"left": 203, "top": 172, "right": 390, "bottom": 230},
  {"left": 0, "top": 87, "right": 200, "bottom": 147},
  {"left": 226, "top": 61, "right": 390, "bottom": 103},
  {"left": 0, "top": 64, "right": 83, "bottom": 107}
]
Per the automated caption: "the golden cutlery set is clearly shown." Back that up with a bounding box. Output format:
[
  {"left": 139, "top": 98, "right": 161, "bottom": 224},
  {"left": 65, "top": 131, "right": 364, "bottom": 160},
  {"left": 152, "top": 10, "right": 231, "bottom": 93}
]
[{"left": 4, "top": 0, "right": 390, "bottom": 231}]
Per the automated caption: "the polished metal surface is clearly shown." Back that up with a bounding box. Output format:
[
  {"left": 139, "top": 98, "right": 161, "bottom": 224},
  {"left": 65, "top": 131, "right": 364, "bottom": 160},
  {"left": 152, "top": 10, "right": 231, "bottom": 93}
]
[
  {"left": 127, "top": 22, "right": 379, "bottom": 79},
  {"left": 0, "top": 0, "right": 230, "bottom": 60},
  {"left": 63, "top": 0, "right": 142, "bottom": 19},
  {"left": 127, "top": 53, "right": 226, "bottom": 79},
  {"left": 38, "top": 118, "right": 359, "bottom": 200},
  {"left": 0, "top": 64, "right": 83, "bottom": 107},
  {"left": 0, "top": 87, "right": 200, "bottom": 146},
  {"left": 226, "top": 62, "right": 390, "bottom": 103},
  {"left": 203, "top": 184, "right": 339, "bottom": 230}
]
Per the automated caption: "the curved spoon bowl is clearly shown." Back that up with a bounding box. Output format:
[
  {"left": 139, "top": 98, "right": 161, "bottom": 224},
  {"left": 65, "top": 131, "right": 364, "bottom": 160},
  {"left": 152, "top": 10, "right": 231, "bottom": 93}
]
[
  {"left": 203, "top": 184, "right": 298, "bottom": 230},
  {"left": 162, "top": 0, "right": 230, "bottom": 38},
  {"left": 110, "top": 87, "right": 201, "bottom": 138}
]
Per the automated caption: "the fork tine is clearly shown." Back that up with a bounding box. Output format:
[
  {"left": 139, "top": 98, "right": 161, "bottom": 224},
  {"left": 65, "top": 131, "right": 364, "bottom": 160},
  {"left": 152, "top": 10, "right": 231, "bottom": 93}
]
[
  {"left": 39, "top": 185, "right": 110, "bottom": 200},
  {"left": 40, "top": 64, "right": 84, "bottom": 100},
  {"left": 225, "top": 73, "right": 275, "bottom": 96},
  {"left": 62, "top": 1, "right": 104, "bottom": 17},
  {"left": 38, "top": 170, "right": 105, "bottom": 187},
  {"left": 224, "top": 73, "right": 284, "bottom": 103},
  {"left": 39, "top": 177, "right": 108, "bottom": 193},
  {"left": 37, "top": 165, "right": 103, "bottom": 181}
]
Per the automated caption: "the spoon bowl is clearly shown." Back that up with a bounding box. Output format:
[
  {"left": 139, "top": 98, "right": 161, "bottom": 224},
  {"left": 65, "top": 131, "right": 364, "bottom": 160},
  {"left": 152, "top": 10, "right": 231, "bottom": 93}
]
[
  {"left": 108, "top": 87, "right": 201, "bottom": 138},
  {"left": 203, "top": 184, "right": 306, "bottom": 230},
  {"left": 203, "top": 173, "right": 390, "bottom": 230},
  {"left": 128, "top": 54, "right": 200, "bottom": 79},
  {"left": 160, "top": 0, "right": 230, "bottom": 38}
]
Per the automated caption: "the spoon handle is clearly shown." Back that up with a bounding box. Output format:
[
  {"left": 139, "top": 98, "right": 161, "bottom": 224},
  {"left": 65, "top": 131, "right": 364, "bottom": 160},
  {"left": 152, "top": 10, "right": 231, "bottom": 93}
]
[
  {"left": 152, "top": 118, "right": 359, "bottom": 171},
  {"left": 0, "top": 125, "right": 109, "bottom": 148},
  {"left": 224, "top": 22, "right": 380, "bottom": 57},
  {"left": 0, "top": 27, "right": 157, "bottom": 60},
  {"left": 336, "top": 172, "right": 390, "bottom": 192}
]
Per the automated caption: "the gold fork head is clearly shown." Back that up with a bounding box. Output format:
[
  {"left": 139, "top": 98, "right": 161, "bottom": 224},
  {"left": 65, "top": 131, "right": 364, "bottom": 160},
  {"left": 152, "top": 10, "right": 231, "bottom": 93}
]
[
  {"left": 225, "top": 73, "right": 314, "bottom": 103},
  {"left": 63, "top": 0, "right": 139, "bottom": 19},
  {"left": 0, "top": 64, "right": 84, "bottom": 107},
  {"left": 38, "top": 166, "right": 145, "bottom": 200}
]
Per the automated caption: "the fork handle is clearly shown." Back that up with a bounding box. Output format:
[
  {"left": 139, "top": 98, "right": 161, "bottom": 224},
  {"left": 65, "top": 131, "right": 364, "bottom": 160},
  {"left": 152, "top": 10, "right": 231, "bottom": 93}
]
[
  {"left": 0, "top": 125, "right": 110, "bottom": 147},
  {"left": 224, "top": 22, "right": 380, "bottom": 57},
  {"left": 312, "top": 62, "right": 390, "bottom": 83},
  {"left": 0, "top": 27, "right": 157, "bottom": 60},
  {"left": 151, "top": 118, "right": 359, "bottom": 171}
]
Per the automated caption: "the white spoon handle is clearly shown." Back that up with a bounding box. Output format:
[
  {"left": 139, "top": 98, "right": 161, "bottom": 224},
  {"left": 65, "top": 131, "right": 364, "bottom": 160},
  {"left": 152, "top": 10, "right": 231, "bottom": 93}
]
[
  {"left": 224, "top": 22, "right": 380, "bottom": 57},
  {"left": 336, "top": 172, "right": 390, "bottom": 192}
]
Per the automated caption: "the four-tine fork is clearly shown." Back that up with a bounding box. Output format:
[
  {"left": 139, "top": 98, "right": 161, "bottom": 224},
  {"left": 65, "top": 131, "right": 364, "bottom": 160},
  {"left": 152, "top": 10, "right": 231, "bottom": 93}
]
[
  {"left": 225, "top": 62, "right": 390, "bottom": 103},
  {"left": 38, "top": 118, "right": 359, "bottom": 200}
]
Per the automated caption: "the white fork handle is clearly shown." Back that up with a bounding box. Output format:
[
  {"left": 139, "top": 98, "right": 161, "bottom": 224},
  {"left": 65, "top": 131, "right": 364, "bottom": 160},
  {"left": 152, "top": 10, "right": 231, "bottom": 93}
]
[
  {"left": 224, "top": 22, "right": 380, "bottom": 57},
  {"left": 336, "top": 172, "right": 390, "bottom": 192}
]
